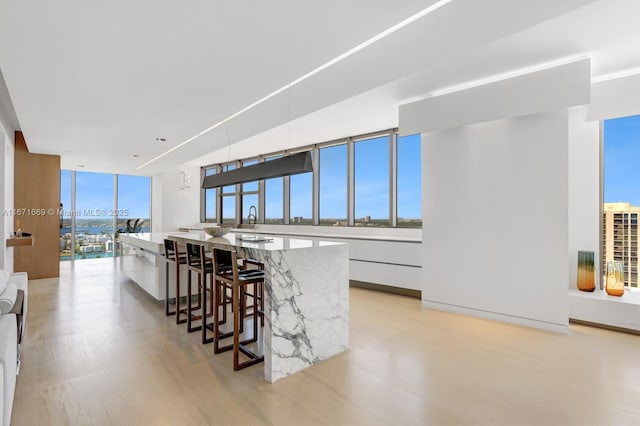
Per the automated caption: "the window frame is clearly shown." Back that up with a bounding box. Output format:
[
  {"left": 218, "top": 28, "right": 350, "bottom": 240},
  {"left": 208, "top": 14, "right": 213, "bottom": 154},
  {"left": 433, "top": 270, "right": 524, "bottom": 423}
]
[{"left": 199, "top": 128, "right": 421, "bottom": 228}]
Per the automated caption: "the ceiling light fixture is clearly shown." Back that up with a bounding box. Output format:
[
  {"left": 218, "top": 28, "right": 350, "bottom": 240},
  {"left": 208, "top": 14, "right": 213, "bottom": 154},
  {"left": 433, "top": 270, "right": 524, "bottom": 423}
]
[
  {"left": 136, "top": 0, "right": 456, "bottom": 170},
  {"left": 423, "top": 54, "right": 589, "bottom": 99},
  {"left": 591, "top": 66, "right": 640, "bottom": 84},
  {"left": 202, "top": 152, "right": 313, "bottom": 188}
]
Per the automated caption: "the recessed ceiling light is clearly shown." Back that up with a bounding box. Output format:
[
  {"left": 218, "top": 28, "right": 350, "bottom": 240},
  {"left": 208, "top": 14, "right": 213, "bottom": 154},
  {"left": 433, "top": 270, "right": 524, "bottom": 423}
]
[{"left": 136, "top": 0, "right": 456, "bottom": 170}]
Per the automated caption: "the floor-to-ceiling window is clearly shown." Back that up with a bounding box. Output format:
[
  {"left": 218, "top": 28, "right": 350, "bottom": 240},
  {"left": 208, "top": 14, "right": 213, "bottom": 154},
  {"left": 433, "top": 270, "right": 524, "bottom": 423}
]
[
  {"left": 117, "top": 174, "right": 151, "bottom": 233},
  {"left": 603, "top": 114, "right": 640, "bottom": 288},
  {"left": 60, "top": 170, "right": 151, "bottom": 261},
  {"left": 75, "top": 171, "right": 115, "bottom": 259},
  {"left": 59, "top": 170, "right": 73, "bottom": 260}
]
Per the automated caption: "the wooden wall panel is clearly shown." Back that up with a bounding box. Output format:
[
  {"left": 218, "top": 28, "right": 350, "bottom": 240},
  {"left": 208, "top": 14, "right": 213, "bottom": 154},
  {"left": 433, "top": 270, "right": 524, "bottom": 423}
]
[{"left": 13, "top": 131, "right": 60, "bottom": 278}]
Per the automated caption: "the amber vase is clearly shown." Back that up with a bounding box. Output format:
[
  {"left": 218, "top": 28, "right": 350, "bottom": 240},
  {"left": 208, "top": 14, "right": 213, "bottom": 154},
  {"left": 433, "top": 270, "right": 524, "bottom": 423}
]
[
  {"left": 577, "top": 251, "right": 595, "bottom": 292},
  {"left": 605, "top": 261, "right": 625, "bottom": 297}
]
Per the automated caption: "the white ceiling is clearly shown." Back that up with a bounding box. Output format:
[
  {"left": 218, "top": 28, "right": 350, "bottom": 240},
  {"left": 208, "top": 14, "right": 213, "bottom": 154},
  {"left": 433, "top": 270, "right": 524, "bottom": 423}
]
[{"left": 1, "top": 0, "right": 639, "bottom": 175}]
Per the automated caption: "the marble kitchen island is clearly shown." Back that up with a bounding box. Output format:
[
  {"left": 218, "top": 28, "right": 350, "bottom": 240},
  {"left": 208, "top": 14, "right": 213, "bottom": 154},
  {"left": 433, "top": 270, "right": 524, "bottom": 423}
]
[{"left": 118, "top": 231, "right": 349, "bottom": 383}]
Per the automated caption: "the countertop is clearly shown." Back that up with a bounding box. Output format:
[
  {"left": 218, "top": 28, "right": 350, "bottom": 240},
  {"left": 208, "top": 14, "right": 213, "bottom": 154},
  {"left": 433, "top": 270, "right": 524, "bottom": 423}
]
[{"left": 118, "top": 231, "right": 346, "bottom": 253}]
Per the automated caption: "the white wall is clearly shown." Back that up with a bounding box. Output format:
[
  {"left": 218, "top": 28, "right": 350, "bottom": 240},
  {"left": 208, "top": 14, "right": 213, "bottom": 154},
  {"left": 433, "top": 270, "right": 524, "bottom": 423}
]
[
  {"left": 155, "top": 165, "right": 200, "bottom": 232},
  {"left": 568, "top": 106, "right": 600, "bottom": 289},
  {"left": 588, "top": 73, "right": 640, "bottom": 122},
  {"left": 421, "top": 110, "right": 569, "bottom": 332},
  {"left": 151, "top": 173, "right": 163, "bottom": 233},
  {"left": 0, "top": 129, "right": 14, "bottom": 271}
]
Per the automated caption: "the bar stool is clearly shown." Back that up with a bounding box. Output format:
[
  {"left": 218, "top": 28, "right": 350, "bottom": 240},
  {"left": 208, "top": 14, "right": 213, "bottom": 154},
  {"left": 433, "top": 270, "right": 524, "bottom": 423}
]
[
  {"left": 210, "top": 250, "right": 259, "bottom": 348},
  {"left": 163, "top": 239, "right": 186, "bottom": 318},
  {"left": 239, "top": 258, "right": 265, "bottom": 329},
  {"left": 212, "top": 248, "right": 266, "bottom": 370},
  {"left": 185, "top": 242, "right": 211, "bottom": 334}
]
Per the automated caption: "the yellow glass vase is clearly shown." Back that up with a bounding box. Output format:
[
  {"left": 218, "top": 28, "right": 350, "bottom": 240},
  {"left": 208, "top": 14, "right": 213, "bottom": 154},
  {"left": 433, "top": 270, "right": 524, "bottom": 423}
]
[{"left": 605, "top": 261, "right": 625, "bottom": 297}]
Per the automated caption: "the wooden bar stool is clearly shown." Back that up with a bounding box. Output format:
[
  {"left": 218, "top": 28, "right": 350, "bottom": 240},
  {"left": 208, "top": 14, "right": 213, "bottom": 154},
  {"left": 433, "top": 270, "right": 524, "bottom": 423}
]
[
  {"left": 238, "top": 259, "right": 264, "bottom": 332},
  {"left": 185, "top": 242, "right": 211, "bottom": 334},
  {"left": 163, "top": 239, "right": 186, "bottom": 318},
  {"left": 212, "top": 248, "right": 265, "bottom": 370},
  {"left": 211, "top": 250, "right": 258, "bottom": 350}
]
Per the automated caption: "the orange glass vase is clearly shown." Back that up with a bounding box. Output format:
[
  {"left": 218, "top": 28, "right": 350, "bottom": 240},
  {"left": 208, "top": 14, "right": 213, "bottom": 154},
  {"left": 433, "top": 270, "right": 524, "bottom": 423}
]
[
  {"left": 605, "top": 261, "right": 625, "bottom": 297},
  {"left": 577, "top": 251, "right": 595, "bottom": 292}
]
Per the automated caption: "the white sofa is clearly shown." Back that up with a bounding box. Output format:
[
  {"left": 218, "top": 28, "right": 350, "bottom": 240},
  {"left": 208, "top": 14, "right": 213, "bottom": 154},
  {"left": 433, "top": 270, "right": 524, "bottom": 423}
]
[
  {"left": 0, "top": 315, "right": 16, "bottom": 426},
  {"left": 0, "top": 271, "right": 28, "bottom": 426}
]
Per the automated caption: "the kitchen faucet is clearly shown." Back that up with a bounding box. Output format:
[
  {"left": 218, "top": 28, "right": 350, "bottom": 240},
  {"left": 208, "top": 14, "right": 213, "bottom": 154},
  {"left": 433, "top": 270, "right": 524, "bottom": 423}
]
[{"left": 247, "top": 205, "right": 257, "bottom": 225}]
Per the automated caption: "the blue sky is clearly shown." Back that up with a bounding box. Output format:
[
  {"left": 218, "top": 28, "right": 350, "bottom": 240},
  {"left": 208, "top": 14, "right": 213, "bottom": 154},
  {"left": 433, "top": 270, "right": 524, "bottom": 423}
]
[
  {"left": 604, "top": 115, "right": 640, "bottom": 205},
  {"left": 61, "top": 171, "right": 151, "bottom": 220},
  {"left": 62, "top": 133, "right": 422, "bottom": 223}
]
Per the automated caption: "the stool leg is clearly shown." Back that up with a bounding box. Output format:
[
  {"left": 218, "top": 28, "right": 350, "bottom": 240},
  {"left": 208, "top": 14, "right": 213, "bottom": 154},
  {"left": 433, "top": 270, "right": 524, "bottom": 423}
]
[
  {"left": 176, "top": 260, "right": 186, "bottom": 324},
  {"left": 164, "top": 261, "right": 172, "bottom": 316},
  {"left": 202, "top": 271, "right": 214, "bottom": 344},
  {"left": 259, "top": 281, "right": 264, "bottom": 327},
  {"left": 213, "top": 280, "right": 233, "bottom": 354},
  {"left": 187, "top": 269, "right": 202, "bottom": 332},
  {"left": 193, "top": 273, "right": 202, "bottom": 311},
  {"left": 187, "top": 269, "right": 193, "bottom": 331},
  {"left": 233, "top": 281, "right": 241, "bottom": 370},
  {"left": 252, "top": 281, "right": 258, "bottom": 342}
]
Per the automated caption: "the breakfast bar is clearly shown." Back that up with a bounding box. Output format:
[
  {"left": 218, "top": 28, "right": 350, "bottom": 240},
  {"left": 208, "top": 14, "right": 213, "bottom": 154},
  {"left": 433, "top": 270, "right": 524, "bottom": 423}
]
[{"left": 118, "top": 231, "right": 349, "bottom": 383}]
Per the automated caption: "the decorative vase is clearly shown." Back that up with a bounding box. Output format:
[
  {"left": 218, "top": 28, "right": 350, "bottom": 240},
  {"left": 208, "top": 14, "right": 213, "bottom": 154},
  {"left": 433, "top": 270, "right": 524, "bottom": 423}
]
[
  {"left": 605, "top": 261, "right": 625, "bottom": 297},
  {"left": 577, "top": 251, "right": 595, "bottom": 292}
]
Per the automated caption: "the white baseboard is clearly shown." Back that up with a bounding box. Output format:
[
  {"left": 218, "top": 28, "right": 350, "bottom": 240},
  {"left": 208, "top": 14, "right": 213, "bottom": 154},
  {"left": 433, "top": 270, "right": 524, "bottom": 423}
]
[{"left": 422, "top": 299, "right": 568, "bottom": 334}]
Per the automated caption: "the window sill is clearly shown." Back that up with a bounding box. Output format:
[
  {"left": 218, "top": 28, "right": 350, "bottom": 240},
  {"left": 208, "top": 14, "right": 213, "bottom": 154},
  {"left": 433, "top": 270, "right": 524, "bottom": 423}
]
[{"left": 569, "top": 288, "right": 640, "bottom": 333}]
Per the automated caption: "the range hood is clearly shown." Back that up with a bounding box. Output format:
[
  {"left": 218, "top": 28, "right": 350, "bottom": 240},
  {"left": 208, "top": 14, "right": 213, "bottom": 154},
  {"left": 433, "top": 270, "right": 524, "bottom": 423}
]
[{"left": 201, "top": 151, "right": 313, "bottom": 188}]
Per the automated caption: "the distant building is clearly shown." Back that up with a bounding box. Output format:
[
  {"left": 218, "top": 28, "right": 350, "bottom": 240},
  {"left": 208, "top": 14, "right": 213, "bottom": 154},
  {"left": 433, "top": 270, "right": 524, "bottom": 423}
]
[{"left": 603, "top": 202, "right": 639, "bottom": 288}]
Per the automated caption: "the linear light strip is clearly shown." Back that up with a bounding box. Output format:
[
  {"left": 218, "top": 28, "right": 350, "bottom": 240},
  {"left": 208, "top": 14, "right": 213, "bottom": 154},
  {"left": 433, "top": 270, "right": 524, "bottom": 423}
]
[
  {"left": 591, "top": 66, "right": 640, "bottom": 84},
  {"left": 423, "top": 54, "right": 589, "bottom": 99},
  {"left": 137, "top": 0, "right": 455, "bottom": 169}
]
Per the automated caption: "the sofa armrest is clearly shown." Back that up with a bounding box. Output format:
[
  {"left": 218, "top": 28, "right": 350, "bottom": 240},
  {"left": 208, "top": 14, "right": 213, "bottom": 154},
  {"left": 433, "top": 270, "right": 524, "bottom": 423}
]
[
  {"left": 0, "top": 314, "right": 17, "bottom": 426},
  {"left": 8, "top": 273, "right": 27, "bottom": 328}
]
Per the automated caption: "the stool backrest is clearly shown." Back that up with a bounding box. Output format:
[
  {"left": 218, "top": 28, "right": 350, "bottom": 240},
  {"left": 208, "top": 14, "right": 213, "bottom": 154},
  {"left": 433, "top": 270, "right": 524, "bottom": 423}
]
[
  {"left": 213, "top": 248, "right": 238, "bottom": 277},
  {"left": 214, "top": 248, "right": 233, "bottom": 271},
  {"left": 164, "top": 239, "right": 178, "bottom": 261},
  {"left": 186, "top": 243, "right": 204, "bottom": 267}
]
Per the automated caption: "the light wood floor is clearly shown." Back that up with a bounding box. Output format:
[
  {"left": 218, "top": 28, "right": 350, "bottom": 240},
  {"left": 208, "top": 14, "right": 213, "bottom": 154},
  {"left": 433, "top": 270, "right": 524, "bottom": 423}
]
[{"left": 12, "top": 258, "right": 640, "bottom": 425}]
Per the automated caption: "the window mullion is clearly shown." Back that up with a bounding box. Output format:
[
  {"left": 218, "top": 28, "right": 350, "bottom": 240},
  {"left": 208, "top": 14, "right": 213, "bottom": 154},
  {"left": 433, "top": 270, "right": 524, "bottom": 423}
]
[
  {"left": 347, "top": 139, "right": 354, "bottom": 227},
  {"left": 390, "top": 131, "right": 397, "bottom": 227}
]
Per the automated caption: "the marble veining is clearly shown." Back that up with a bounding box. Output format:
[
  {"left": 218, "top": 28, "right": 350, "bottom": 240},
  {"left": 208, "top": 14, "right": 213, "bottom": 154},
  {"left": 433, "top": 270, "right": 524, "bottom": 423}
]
[{"left": 165, "top": 232, "right": 349, "bottom": 383}]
